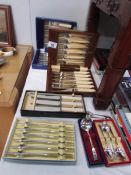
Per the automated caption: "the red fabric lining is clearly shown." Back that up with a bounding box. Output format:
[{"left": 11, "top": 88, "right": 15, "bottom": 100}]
[
  {"left": 80, "top": 127, "right": 103, "bottom": 165},
  {"left": 93, "top": 119, "right": 131, "bottom": 167}
]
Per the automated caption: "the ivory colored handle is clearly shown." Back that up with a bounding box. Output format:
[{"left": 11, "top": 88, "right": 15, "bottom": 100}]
[
  {"left": 67, "top": 43, "right": 88, "bottom": 49},
  {"left": 76, "top": 84, "right": 95, "bottom": 89},
  {"left": 51, "top": 65, "right": 60, "bottom": 72},
  {"left": 77, "top": 88, "right": 96, "bottom": 92},
  {"left": 65, "top": 49, "right": 87, "bottom": 54},
  {"left": 67, "top": 38, "right": 89, "bottom": 44},
  {"left": 64, "top": 55, "right": 85, "bottom": 59},
  {"left": 79, "top": 67, "right": 88, "bottom": 72}
]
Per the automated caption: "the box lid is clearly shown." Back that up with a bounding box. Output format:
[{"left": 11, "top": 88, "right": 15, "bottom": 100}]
[
  {"left": 48, "top": 27, "right": 98, "bottom": 68},
  {"left": 36, "top": 17, "right": 77, "bottom": 49}
]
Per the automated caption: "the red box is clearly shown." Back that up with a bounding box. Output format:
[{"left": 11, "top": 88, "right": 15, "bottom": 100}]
[{"left": 93, "top": 119, "right": 131, "bottom": 167}]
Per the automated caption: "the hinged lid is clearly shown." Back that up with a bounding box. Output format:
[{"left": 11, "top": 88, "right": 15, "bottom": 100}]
[
  {"left": 36, "top": 17, "right": 77, "bottom": 49},
  {"left": 48, "top": 27, "right": 98, "bottom": 68},
  {"left": 32, "top": 17, "right": 77, "bottom": 70}
]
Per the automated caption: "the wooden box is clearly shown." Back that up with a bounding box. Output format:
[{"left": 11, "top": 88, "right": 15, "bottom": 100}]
[{"left": 46, "top": 28, "right": 98, "bottom": 96}]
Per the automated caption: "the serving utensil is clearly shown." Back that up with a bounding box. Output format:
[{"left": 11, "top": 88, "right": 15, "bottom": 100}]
[{"left": 80, "top": 116, "right": 98, "bottom": 161}]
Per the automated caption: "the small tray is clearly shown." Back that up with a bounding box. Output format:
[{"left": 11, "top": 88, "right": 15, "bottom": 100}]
[
  {"left": 21, "top": 90, "right": 86, "bottom": 118},
  {"left": 3, "top": 118, "right": 76, "bottom": 164},
  {"left": 32, "top": 17, "right": 77, "bottom": 70}
]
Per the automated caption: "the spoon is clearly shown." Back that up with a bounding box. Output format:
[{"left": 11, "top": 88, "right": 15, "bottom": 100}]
[
  {"left": 101, "top": 122, "right": 126, "bottom": 160},
  {"left": 80, "top": 117, "right": 98, "bottom": 161},
  {"left": 100, "top": 121, "right": 115, "bottom": 160}
]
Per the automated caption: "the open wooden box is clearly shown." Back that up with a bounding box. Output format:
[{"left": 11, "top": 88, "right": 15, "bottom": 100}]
[{"left": 46, "top": 28, "right": 98, "bottom": 96}]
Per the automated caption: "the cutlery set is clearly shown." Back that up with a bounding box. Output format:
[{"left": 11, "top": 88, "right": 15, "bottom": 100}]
[
  {"left": 51, "top": 69, "right": 96, "bottom": 93},
  {"left": 99, "top": 121, "right": 127, "bottom": 161},
  {"left": 4, "top": 97, "right": 131, "bottom": 166},
  {"left": 21, "top": 90, "right": 85, "bottom": 118},
  {"left": 79, "top": 118, "right": 131, "bottom": 167},
  {"left": 3, "top": 20, "right": 131, "bottom": 168},
  {"left": 46, "top": 28, "right": 98, "bottom": 95},
  {"left": 4, "top": 118, "right": 76, "bottom": 163},
  {"left": 46, "top": 65, "right": 96, "bottom": 95}
]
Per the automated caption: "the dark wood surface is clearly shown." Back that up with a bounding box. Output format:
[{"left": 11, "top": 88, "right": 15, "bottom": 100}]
[
  {"left": 0, "top": 5, "right": 14, "bottom": 47},
  {"left": 92, "top": 0, "right": 131, "bottom": 27},
  {"left": 88, "top": 1, "right": 131, "bottom": 109}
]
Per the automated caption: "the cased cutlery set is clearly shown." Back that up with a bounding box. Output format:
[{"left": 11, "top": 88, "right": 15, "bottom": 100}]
[
  {"left": 79, "top": 115, "right": 131, "bottom": 166},
  {"left": 21, "top": 90, "right": 85, "bottom": 118},
  {"left": 3, "top": 18, "right": 131, "bottom": 167},
  {"left": 4, "top": 118, "right": 76, "bottom": 163},
  {"left": 47, "top": 65, "right": 96, "bottom": 95},
  {"left": 46, "top": 28, "right": 98, "bottom": 95}
]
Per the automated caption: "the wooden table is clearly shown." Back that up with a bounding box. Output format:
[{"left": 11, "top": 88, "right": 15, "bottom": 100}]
[{"left": 0, "top": 45, "right": 33, "bottom": 156}]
